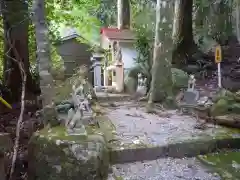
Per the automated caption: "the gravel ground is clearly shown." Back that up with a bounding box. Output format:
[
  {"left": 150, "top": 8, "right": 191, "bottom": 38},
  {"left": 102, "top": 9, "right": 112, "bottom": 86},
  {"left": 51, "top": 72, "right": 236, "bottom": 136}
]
[
  {"left": 105, "top": 102, "right": 233, "bottom": 147},
  {"left": 108, "top": 157, "right": 220, "bottom": 180}
]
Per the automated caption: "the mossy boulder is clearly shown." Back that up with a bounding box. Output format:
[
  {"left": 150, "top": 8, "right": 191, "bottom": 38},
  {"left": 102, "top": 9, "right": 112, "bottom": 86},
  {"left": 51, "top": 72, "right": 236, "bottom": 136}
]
[
  {"left": 211, "top": 99, "right": 229, "bottom": 116},
  {"left": 211, "top": 89, "right": 240, "bottom": 116},
  {"left": 171, "top": 68, "right": 188, "bottom": 90},
  {"left": 28, "top": 126, "right": 109, "bottom": 180},
  {"left": 212, "top": 89, "right": 236, "bottom": 103},
  {"left": 124, "top": 76, "right": 137, "bottom": 94},
  {"left": 124, "top": 66, "right": 141, "bottom": 94}
]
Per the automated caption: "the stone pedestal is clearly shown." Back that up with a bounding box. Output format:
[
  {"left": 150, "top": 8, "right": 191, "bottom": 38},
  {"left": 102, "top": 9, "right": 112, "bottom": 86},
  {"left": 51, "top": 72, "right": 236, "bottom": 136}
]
[
  {"left": 28, "top": 126, "right": 109, "bottom": 180},
  {"left": 103, "top": 68, "right": 108, "bottom": 86},
  {"left": 115, "top": 62, "right": 124, "bottom": 92}
]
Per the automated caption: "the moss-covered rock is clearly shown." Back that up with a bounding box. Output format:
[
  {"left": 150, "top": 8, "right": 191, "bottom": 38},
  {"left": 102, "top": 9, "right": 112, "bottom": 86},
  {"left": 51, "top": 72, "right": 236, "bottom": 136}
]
[
  {"left": 210, "top": 99, "right": 229, "bottom": 116},
  {"left": 171, "top": 68, "right": 188, "bottom": 90},
  {"left": 212, "top": 89, "right": 236, "bottom": 103},
  {"left": 124, "top": 76, "right": 137, "bottom": 94},
  {"left": 211, "top": 89, "right": 240, "bottom": 116},
  {"left": 28, "top": 126, "right": 109, "bottom": 180},
  {"left": 171, "top": 68, "right": 188, "bottom": 98},
  {"left": 124, "top": 66, "right": 142, "bottom": 94},
  {"left": 198, "top": 151, "right": 240, "bottom": 180}
]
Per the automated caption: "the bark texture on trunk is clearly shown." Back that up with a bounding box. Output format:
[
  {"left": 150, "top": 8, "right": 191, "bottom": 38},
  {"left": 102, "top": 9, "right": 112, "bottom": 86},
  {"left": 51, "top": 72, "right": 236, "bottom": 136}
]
[
  {"left": 32, "top": 0, "right": 58, "bottom": 127},
  {"left": 236, "top": 0, "right": 240, "bottom": 42},
  {"left": 117, "top": 0, "right": 130, "bottom": 29},
  {"left": 211, "top": 0, "right": 233, "bottom": 43},
  {"left": 1, "top": 0, "right": 34, "bottom": 102},
  {"left": 148, "top": 0, "right": 174, "bottom": 103},
  {"left": 172, "top": 0, "right": 196, "bottom": 67}
]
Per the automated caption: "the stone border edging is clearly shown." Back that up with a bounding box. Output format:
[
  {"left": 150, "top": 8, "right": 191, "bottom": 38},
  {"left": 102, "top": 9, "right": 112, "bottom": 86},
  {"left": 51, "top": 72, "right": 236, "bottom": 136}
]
[
  {"left": 109, "top": 138, "right": 240, "bottom": 164},
  {"left": 97, "top": 115, "right": 240, "bottom": 164}
]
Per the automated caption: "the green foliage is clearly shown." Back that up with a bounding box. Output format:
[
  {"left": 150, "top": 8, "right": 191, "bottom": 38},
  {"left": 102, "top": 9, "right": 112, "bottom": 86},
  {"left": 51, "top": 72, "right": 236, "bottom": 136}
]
[
  {"left": 194, "top": 0, "right": 235, "bottom": 44},
  {"left": 132, "top": 26, "right": 153, "bottom": 91},
  {"left": 50, "top": 0, "right": 102, "bottom": 43},
  {"left": 96, "top": 0, "right": 117, "bottom": 26},
  {"left": 0, "top": 0, "right": 104, "bottom": 80},
  {"left": 0, "top": 0, "right": 239, "bottom": 83}
]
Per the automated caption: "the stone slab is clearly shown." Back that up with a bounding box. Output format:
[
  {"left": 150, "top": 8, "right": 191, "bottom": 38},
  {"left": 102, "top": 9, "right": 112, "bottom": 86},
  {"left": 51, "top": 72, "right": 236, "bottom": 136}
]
[
  {"left": 96, "top": 92, "right": 131, "bottom": 102},
  {"left": 101, "top": 102, "right": 240, "bottom": 164},
  {"left": 182, "top": 90, "right": 199, "bottom": 105}
]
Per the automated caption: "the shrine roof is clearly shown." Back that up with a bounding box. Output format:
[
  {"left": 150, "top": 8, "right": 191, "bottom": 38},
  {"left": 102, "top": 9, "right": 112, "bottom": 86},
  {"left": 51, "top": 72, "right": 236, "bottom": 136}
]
[{"left": 100, "top": 28, "right": 136, "bottom": 41}]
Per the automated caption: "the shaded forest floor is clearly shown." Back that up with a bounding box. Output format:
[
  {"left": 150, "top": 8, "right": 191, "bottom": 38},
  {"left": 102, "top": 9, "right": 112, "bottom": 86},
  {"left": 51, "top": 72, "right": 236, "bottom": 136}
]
[{"left": 0, "top": 105, "right": 43, "bottom": 180}]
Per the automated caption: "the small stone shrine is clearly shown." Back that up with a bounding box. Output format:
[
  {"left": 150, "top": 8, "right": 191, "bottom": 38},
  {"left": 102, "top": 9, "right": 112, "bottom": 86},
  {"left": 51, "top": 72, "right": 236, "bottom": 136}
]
[
  {"left": 100, "top": 28, "right": 137, "bottom": 92},
  {"left": 183, "top": 75, "right": 199, "bottom": 104},
  {"left": 105, "top": 42, "right": 124, "bottom": 92}
]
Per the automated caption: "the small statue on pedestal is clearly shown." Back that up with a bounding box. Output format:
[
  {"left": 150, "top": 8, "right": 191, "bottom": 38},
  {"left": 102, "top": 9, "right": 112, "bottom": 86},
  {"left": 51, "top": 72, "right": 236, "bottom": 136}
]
[
  {"left": 65, "top": 84, "right": 93, "bottom": 135},
  {"left": 188, "top": 74, "right": 196, "bottom": 91}
]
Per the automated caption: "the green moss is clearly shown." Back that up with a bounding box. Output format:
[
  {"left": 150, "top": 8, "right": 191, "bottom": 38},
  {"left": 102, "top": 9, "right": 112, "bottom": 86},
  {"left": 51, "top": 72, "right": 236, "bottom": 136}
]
[
  {"left": 210, "top": 89, "right": 240, "bottom": 116},
  {"left": 29, "top": 125, "right": 109, "bottom": 180},
  {"left": 198, "top": 151, "right": 240, "bottom": 180},
  {"left": 211, "top": 99, "right": 229, "bottom": 116},
  {"left": 34, "top": 125, "right": 103, "bottom": 143},
  {"left": 171, "top": 68, "right": 188, "bottom": 90},
  {"left": 113, "top": 175, "right": 124, "bottom": 180}
]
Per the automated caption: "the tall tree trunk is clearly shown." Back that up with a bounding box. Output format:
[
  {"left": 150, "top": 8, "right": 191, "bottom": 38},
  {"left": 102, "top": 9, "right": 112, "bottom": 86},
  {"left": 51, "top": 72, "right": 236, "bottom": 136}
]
[
  {"left": 213, "top": 0, "right": 233, "bottom": 44},
  {"left": 1, "top": 0, "right": 39, "bottom": 102},
  {"left": 32, "top": 0, "right": 58, "bottom": 127},
  {"left": 1, "top": 0, "right": 29, "bottom": 102},
  {"left": 172, "top": 0, "right": 196, "bottom": 67},
  {"left": 237, "top": 0, "right": 240, "bottom": 42},
  {"left": 117, "top": 0, "right": 130, "bottom": 29},
  {"left": 148, "top": 0, "right": 174, "bottom": 103}
]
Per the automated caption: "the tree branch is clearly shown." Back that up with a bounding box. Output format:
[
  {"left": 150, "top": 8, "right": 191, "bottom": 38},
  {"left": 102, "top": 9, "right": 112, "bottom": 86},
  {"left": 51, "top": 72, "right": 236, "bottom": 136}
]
[{"left": 4, "top": 16, "right": 27, "bottom": 180}]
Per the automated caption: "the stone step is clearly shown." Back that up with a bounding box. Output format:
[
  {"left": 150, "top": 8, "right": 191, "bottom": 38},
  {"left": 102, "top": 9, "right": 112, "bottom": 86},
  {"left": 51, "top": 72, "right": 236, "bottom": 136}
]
[
  {"left": 97, "top": 102, "right": 240, "bottom": 164},
  {"left": 96, "top": 92, "right": 131, "bottom": 102},
  {"left": 108, "top": 138, "right": 240, "bottom": 164}
]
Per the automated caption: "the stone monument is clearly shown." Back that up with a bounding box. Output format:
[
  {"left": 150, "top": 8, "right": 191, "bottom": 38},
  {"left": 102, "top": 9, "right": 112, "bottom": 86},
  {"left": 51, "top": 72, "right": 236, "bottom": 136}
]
[{"left": 179, "top": 74, "right": 200, "bottom": 114}]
